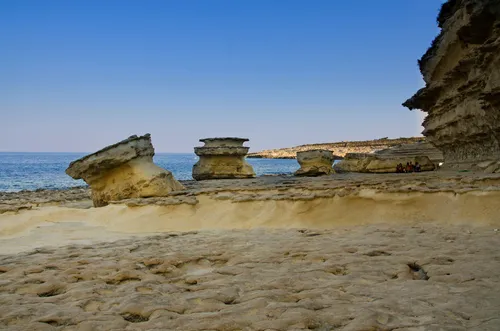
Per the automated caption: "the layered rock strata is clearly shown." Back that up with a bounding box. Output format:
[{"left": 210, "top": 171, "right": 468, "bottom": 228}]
[
  {"left": 66, "top": 134, "right": 185, "bottom": 207},
  {"left": 403, "top": 0, "right": 500, "bottom": 169},
  {"left": 192, "top": 137, "right": 256, "bottom": 180},
  {"left": 294, "top": 150, "right": 335, "bottom": 176},
  {"left": 334, "top": 153, "right": 435, "bottom": 173},
  {"left": 375, "top": 142, "right": 444, "bottom": 165},
  {"left": 247, "top": 137, "right": 426, "bottom": 159}
]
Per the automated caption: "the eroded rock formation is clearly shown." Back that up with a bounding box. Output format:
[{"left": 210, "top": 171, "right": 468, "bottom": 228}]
[
  {"left": 247, "top": 137, "right": 426, "bottom": 159},
  {"left": 374, "top": 141, "right": 444, "bottom": 166},
  {"left": 192, "top": 137, "right": 256, "bottom": 180},
  {"left": 403, "top": 0, "right": 500, "bottom": 169},
  {"left": 66, "top": 134, "right": 185, "bottom": 207},
  {"left": 294, "top": 150, "right": 336, "bottom": 176},
  {"left": 334, "top": 153, "right": 435, "bottom": 173}
]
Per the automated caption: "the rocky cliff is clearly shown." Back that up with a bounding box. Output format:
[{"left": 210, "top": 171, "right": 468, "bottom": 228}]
[
  {"left": 403, "top": 0, "right": 500, "bottom": 169},
  {"left": 247, "top": 137, "right": 426, "bottom": 159}
]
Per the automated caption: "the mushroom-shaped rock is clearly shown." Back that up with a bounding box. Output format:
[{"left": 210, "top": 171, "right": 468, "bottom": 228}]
[
  {"left": 192, "top": 137, "right": 256, "bottom": 180},
  {"left": 66, "top": 134, "right": 185, "bottom": 207},
  {"left": 294, "top": 150, "right": 335, "bottom": 177}
]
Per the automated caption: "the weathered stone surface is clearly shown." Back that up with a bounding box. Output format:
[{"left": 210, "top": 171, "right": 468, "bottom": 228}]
[
  {"left": 403, "top": 0, "right": 500, "bottom": 169},
  {"left": 334, "top": 153, "right": 435, "bottom": 173},
  {"left": 375, "top": 141, "right": 444, "bottom": 165},
  {"left": 473, "top": 159, "right": 500, "bottom": 173},
  {"left": 294, "top": 150, "right": 335, "bottom": 176},
  {"left": 66, "top": 134, "right": 184, "bottom": 207},
  {"left": 1, "top": 224, "right": 500, "bottom": 331},
  {"left": 193, "top": 137, "right": 256, "bottom": 180}
]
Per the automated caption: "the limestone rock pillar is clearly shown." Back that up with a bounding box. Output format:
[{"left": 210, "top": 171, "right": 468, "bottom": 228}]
[{"left": 192, "top": 137, "right": 256, "bottom": 180}]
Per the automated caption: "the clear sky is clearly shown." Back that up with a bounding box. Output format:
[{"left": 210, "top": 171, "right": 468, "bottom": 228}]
[{"left": 1, "top": 0, "right": 441, "bottom": 153}]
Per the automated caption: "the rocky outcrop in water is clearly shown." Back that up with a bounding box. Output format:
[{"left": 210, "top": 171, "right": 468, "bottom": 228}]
[
  {"left": 66, "top": 134, "right": 185, "bottom": 207},
  {"left": 192, "top": 138, "right": 256, "bottom": 180},
  {"left": 294, "top": 150, "right": 335, "bottom": 176},
  {"left": 403, "top": 0, "right": 500, "bottom": 169},
  {"left": 334, "top": 154, "right": 435, "bottom": 173}
]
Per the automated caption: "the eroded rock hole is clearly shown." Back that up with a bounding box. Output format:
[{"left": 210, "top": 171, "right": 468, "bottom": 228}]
[
  {"left": 365, "top": 250, "right": 392, "bottom": 257},
  {"left": 38, "top": 288, "right": 64, "bottom": 297},
  {"left": 40, "top": 319, "right": 67, "bottom": 327},
  {"left": 121, "top": 313, "right": 149, "bottom": 323},
  {"left": 408, "top": 262, "right": 429, "bottom": 280},
  {"left": 106, "top": 277, "right": 141, "bottom": 285}
]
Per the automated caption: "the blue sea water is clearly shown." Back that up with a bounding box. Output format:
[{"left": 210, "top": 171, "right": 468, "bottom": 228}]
[{"left": 0, "top": 152, "right": 300, "bottom": 192}]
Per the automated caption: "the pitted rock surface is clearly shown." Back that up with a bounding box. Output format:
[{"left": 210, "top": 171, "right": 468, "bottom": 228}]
[{"left": 1, "top": 225, "right": 499, "bottom": 330}]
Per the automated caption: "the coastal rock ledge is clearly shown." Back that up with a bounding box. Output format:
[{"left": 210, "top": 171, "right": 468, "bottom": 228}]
[
  {"left": 403, "top": 0, "right": 500, "bottom": 169},
  {"left": 66, "top": 134, "right": 185, "bottom": 207}
]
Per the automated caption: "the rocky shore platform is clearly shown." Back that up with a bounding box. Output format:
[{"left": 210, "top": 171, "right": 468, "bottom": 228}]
[{"left": 1, "top": 172, "right": 500, "bottom": 330}]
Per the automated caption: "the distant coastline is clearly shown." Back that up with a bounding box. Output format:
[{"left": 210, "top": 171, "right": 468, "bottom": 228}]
[{"left": 247, "top": 137, "right": 426, "bottom": 159}]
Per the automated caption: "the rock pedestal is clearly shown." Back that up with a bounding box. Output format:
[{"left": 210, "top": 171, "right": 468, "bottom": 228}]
[
  {"left": 294, "top": 150, "right": 335, "bottom": 176},
  {"left": 66, "top": 134, "right": 185, "bottom": 207},
  {"left": 192, "top": 138, "right": 256, "bottom": 180}
]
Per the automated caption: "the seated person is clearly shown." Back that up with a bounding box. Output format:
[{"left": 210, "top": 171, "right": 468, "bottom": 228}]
[
  {"left": 396, "top": 163, "right": 404, "bottom": 173},
  {"left": 405, "top": 162, "right": 412, "bottom": 173}
]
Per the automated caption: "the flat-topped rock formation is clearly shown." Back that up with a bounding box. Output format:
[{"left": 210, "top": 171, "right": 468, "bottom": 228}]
[
  {"left": 334, "top": 153, "right": 435, "bottom": 173},
  {"left": 247, "top": 137, "right": 426, "bottom": 159},
  {"left": 66, "top": 134, "right": 185, "bottom": 207},
  {"left": 403, "top": 0, "right": 500, "bottom": 169},
  {"left": 294, "top": 150, "right": 335, "bottom": 176},
  {"left": 192, "top": 137, "right": 256, "bottom": 180},
  {"left": 375, "top": 141, "right": 444, "bottom": 165}
]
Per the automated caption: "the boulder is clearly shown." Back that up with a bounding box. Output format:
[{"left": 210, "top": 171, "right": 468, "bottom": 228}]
[
  {"left": 294, "top": 150, "right": 335, "bottom": 176},
  {"left": 334, "top": 154, "right": 435, "bottom": 173},
  {"left": 66, "top": 134, "right": 185, "bottom": 207},
  {"left": 192, "top": 137, "right": 256, "bottom": 180},
  {"left": 403, "top": 0, "right": 500, "bottom": 169}
]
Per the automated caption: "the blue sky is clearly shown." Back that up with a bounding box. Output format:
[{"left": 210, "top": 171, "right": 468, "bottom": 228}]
[{"left": 1, "top": 0, "right": 441, "bottom": 153}]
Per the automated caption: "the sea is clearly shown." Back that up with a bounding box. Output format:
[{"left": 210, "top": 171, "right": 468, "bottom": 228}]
[{"left": 0, "top": 152, "right": 301, "bottom": 192}]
